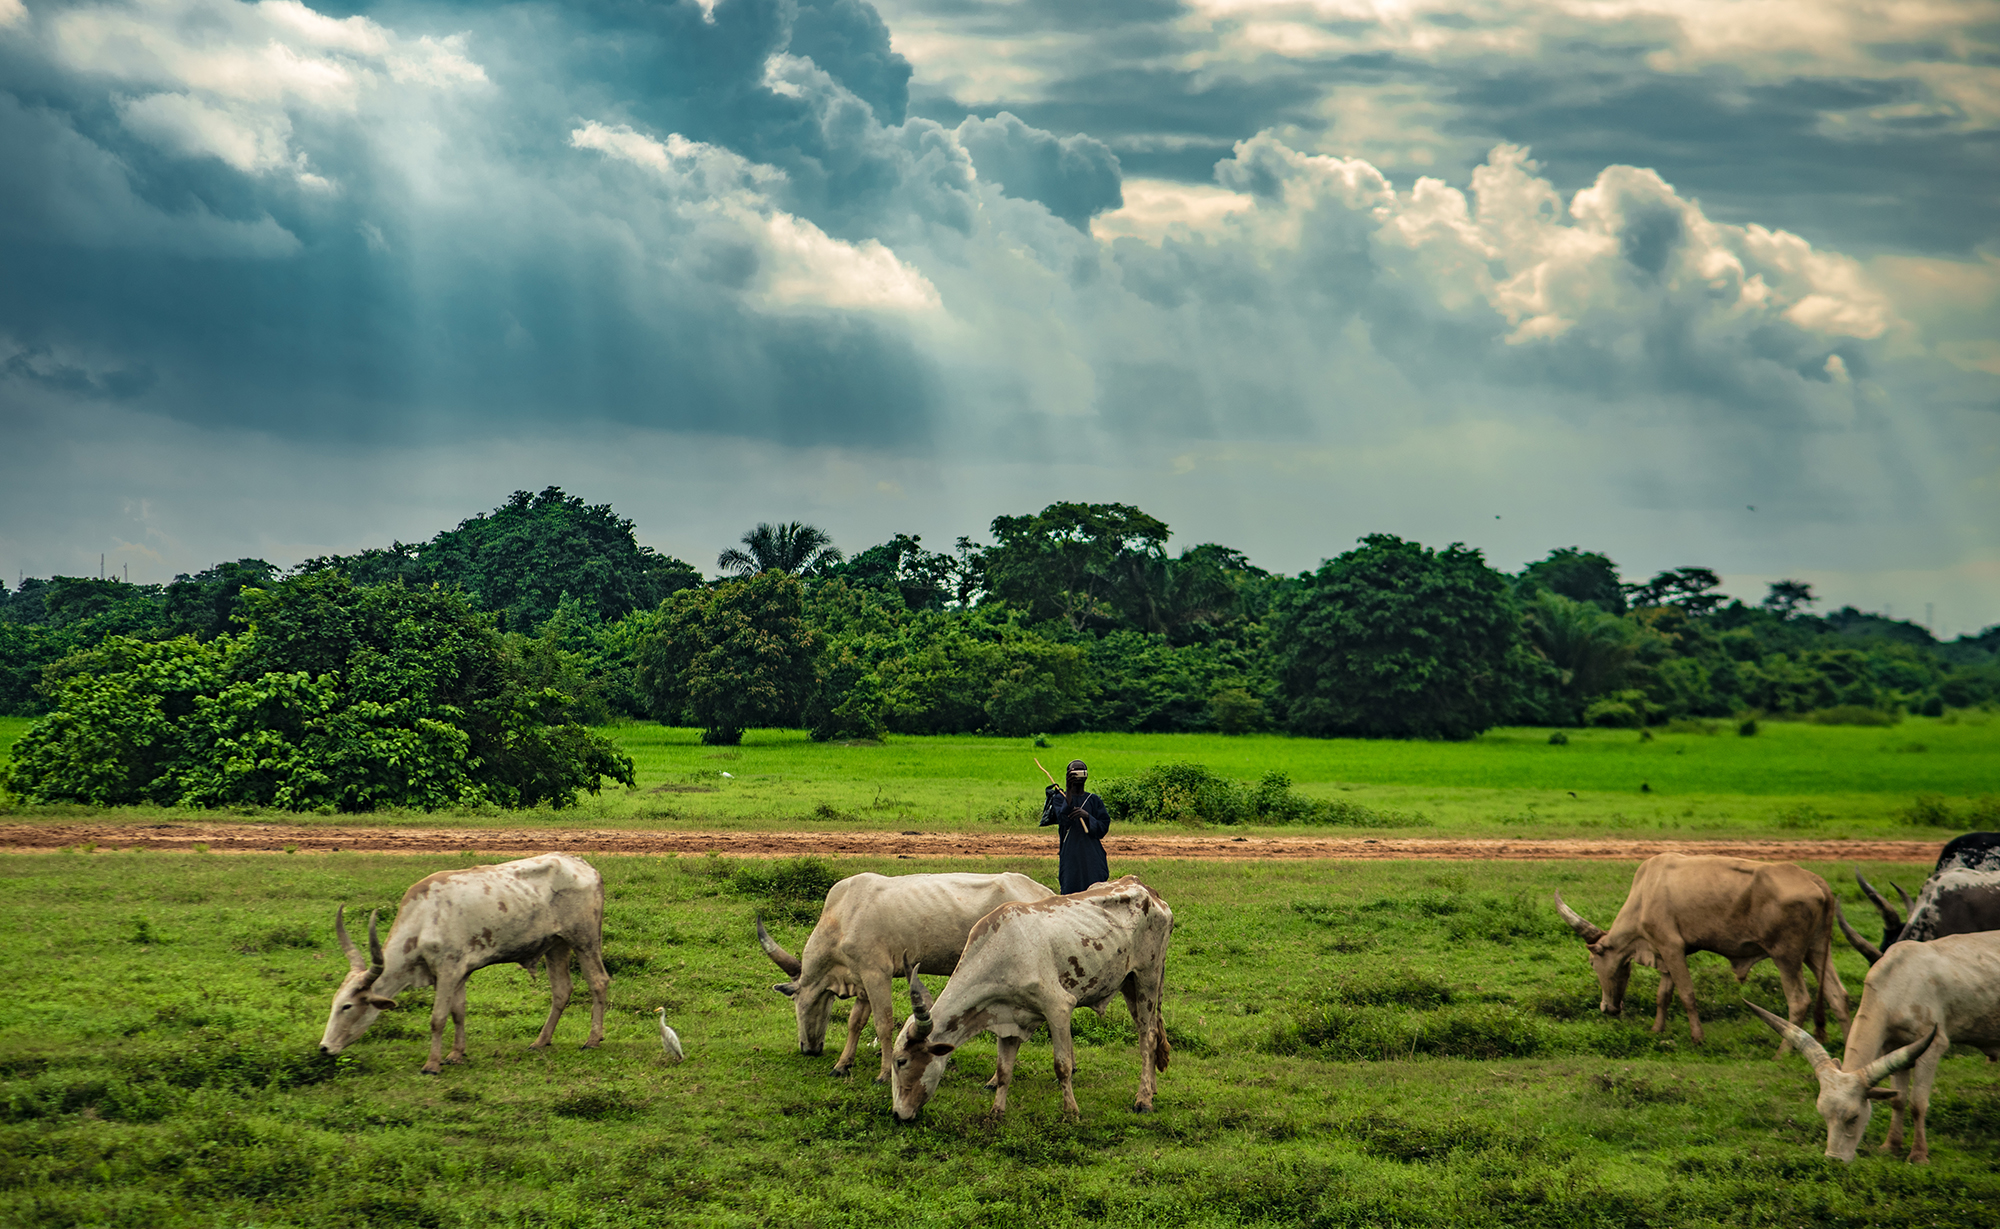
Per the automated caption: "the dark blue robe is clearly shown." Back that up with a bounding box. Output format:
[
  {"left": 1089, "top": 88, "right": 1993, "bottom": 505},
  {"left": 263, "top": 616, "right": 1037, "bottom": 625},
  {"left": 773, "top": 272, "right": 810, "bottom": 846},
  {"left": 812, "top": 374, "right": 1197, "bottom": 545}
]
[{"left": 1041, "top": 785, "right": 1111, "bottom": 894}]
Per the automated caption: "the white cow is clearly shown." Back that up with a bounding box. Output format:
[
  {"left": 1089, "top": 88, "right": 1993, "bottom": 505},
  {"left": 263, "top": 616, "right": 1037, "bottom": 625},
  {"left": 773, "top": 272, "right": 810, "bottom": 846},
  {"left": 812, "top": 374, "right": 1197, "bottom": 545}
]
[
  {"left": 1752, "top": 929, "right": 2000, "bottom": 1162},
  {"left": 319, "top": 853, "right": 611, "bottom": 1074},
  {"left": 889, "top": 875, "right": 1173, "bottom": 1121},
  {"left": 756, "top": 871, "right": 1054, "bottom": 1082}
]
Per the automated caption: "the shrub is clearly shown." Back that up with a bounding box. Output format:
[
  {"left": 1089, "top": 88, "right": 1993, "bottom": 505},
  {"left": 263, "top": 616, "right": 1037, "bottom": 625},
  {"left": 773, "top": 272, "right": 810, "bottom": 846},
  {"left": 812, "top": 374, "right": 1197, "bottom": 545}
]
[
  {"left": 1900, "top": 794, "right": 1955, "bottom": 826},
  {"left": 1546, "top": 730, "right": 1569, "bottom": 745},
  {"left": 1584, "top": 698, "right": 1641, "bottom": 728},
  {"left": 1098, "top": 763, "right": 1412, "bottom": 827},
  {"left": 1773, "top": 805, "right": 1826, "bottom": 829},
  {"left": 730, "top": 857, "right": 842, "bottom": 924}
]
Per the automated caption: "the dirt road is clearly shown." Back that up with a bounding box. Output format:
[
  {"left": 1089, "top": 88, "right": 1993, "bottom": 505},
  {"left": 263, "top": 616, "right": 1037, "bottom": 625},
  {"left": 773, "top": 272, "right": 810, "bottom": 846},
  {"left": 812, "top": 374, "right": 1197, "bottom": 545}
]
[{"left": 0, "top": 821, "right": 1943, "bottom": 863}]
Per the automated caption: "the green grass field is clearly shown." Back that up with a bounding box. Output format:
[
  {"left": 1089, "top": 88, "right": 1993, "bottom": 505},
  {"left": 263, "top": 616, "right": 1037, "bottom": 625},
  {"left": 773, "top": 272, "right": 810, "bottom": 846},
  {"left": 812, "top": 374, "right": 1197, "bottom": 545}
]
[
  {"left": 2, "top": 850, "right": 1994, "bottom": 1228},
  {"left": 6, "top": 713, "right": 1995, "bottom": 839}
]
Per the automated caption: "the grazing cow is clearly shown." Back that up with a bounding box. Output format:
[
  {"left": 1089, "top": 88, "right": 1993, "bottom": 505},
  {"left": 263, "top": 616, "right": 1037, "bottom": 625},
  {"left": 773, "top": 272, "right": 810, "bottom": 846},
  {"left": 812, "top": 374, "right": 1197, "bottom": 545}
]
[
  {"left": 1841, "top": 832, "right": 2000, "bottom": 964},
  {"left": 1752, "top": 928, "right": 2000, "bottom": 1163},
  {"left": 756, "top": 871, "right": 1055, "bottom": 1082},
  {"left": 319, "top": 854, "right": 610, "bottom": 1074},
  {"left": 1553, "top": 854, "right": 1850, "bottom": 1049},
  {"left": 889, "top": 875, "right": 1173, "bottom": 1121}
]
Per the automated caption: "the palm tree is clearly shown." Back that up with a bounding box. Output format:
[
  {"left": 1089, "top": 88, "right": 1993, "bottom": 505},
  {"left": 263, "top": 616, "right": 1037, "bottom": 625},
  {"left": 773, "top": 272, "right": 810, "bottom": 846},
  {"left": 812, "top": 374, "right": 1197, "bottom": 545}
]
[
  {"left": 1527, "top": 590, "right": 1636, "bottom": 705},
  {"left": 717, "top": 522, "right": 843, "bottom": 578}
]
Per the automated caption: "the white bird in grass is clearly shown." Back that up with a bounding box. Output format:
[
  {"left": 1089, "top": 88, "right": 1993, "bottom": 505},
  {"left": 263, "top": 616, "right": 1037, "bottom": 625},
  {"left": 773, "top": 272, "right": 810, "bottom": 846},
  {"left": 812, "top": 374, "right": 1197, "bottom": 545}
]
[{"left": 654, "top": 1007, "right": 685, "bottom": 1062}]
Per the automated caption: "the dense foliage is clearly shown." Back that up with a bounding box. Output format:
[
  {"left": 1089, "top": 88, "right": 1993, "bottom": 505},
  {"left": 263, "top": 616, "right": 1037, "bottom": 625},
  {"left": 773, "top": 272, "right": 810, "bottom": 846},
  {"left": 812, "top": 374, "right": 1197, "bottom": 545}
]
[
  {"left": 5, "top": 493, "right": 1998, "bottom": 759},
  {"left": 2, "top": 575, "right": 632, "bottom": 810}
]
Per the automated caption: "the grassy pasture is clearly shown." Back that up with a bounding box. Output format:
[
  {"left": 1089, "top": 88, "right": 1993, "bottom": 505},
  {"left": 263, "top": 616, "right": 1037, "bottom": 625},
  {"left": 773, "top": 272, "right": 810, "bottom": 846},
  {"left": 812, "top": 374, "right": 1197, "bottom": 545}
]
[
  {"left": 6, "top": 713, "right": 1995, "bottom": 839},
  {"left": 2, "top": 850, "right": 1996, "bottom": 1228}
]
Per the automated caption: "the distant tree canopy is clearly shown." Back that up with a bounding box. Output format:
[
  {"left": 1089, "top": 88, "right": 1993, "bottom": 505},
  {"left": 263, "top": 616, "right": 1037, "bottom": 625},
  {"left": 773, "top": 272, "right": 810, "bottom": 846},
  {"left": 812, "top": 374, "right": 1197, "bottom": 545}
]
[
  {"left": 5, "top": 492, "right": 1998, "bottom": 755},
  {"left": 3, "top": 573, "right": 632, "bottom": 810},
  {"left": 301, "top": 487, "right": 700, "bottom": 630},
  {"left": 1275, "top": 535, "right": 1520, "bottom": 740}
]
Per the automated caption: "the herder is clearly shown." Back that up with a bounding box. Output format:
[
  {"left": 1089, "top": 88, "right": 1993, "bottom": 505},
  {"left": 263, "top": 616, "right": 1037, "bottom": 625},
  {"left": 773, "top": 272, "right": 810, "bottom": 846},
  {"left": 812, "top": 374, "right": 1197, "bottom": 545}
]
[{"left": 1040, "top": 758, "right": 1110, "bottom": 895}]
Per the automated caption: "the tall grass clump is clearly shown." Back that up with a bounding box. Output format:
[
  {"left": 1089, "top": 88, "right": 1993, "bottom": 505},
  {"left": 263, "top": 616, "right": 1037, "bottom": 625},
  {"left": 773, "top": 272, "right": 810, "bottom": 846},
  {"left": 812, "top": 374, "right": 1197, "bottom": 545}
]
[{"left": 1098, "top": 764, "right": 1415, "bottom": 827}]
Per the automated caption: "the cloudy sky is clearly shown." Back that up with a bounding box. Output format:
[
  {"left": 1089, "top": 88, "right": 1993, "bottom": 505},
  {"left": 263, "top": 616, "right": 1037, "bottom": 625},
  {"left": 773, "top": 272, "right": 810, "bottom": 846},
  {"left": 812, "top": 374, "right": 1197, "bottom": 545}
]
[{"left": 2, "top": 0, "right": 1995, "bottom": 631}]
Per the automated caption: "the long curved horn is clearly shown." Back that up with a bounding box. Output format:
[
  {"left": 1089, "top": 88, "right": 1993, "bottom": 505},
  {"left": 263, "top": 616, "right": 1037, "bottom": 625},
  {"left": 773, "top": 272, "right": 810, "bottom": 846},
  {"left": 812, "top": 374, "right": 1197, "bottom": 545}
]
[
  {"left": 1746, "top": 1001, "right": 1839, "bottom": 1078},
  {"left": 1892, "top": 882, "right": 1914, "bottom": 914},
  {"left": 366, "top": 910, "right": 385, "bottom": 976},
  {"left": 335, "top": 905, "right": 366, "bottom": 972},
  {"left": 755, "top": 915, "right": 803, "bottom": 979},
  {"left": 1833, "top": 899, "right": 1883, "bottom": 965},
  {"left": 1854, "top": 870, "right": 1903, "bottom": 929},
  {"left": 1860, "top": 1027, "right": 1937, "bottom": 1086},
  {"left": 908, "top": 965, "right": 933, "bottom": 1040},
  {"left": 1552, "top": 891, "right": 1607, "bottom": 944}
]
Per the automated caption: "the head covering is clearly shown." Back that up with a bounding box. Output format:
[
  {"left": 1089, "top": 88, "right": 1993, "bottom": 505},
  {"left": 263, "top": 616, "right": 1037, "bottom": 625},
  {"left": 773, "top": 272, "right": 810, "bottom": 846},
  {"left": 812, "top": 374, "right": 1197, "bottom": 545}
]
[{"left": 1066, "top": 760, "right": 1087, "bottom": 777}]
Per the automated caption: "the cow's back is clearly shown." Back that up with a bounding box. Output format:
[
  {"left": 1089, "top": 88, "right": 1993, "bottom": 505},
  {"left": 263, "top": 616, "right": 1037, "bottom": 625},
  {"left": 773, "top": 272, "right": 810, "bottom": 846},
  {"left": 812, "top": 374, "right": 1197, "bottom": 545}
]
[
  {"left": 807, "top": 872, "right": 1055, "bottom": 978},
  {"left": 967, "top": 878, "right": 1172, "bottom": 1011},
  {"left": 1625, "top": 855, "right": 1830, "bottom": 950},
  {"left": 395, "top": 854, "right": 602, "bottom": 970}
]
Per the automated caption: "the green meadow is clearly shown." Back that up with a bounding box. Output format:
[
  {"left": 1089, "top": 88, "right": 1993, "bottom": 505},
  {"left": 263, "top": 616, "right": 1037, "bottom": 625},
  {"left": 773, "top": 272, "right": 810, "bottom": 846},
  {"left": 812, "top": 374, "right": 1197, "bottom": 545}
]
[
  {"left": 2, "top": 850, "right": 1995, "bottom": 1228},
  {"left": 6, "top": 713, "right": 1996, "bottom": 839}
]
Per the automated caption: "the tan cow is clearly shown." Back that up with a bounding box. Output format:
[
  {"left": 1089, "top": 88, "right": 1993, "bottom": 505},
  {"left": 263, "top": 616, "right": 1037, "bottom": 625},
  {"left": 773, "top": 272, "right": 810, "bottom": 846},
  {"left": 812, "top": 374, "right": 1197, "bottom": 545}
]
[
  {"left": 1752, "top": 927, "right": 2000, "bottom": 1162},
  {"left": 319, "top": 853, "right": 610, "bottom": 1074},
  {"left": 1553, "top": 853, "right": 1850, "bottom": 1049},
  {"left": 756, "top": 871, "right": 1055, "bottom": 1082},
  {"left": 889, "top": 875, "right": 1173, "bottom": 1121}
]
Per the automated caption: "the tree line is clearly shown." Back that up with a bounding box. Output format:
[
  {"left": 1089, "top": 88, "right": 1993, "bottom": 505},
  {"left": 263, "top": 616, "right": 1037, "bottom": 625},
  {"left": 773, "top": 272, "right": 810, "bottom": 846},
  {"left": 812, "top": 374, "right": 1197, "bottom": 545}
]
[{"left": 3, "top": 488, "right": 1998, "bottom": 804}]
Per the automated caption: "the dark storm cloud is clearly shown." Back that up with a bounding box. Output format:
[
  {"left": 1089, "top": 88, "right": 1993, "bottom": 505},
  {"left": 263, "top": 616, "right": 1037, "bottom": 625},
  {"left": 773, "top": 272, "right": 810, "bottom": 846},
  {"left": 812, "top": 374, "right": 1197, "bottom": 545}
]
[{"left": 955, "top": 112, "right": 1121, "bottom": 227}]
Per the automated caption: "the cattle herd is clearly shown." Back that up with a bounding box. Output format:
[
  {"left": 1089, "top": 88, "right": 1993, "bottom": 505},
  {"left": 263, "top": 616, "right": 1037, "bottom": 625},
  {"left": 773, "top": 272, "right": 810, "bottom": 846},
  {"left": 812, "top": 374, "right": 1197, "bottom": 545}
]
[{"left": 317, "top": 836, "right": 2000, "bottom": 1162}]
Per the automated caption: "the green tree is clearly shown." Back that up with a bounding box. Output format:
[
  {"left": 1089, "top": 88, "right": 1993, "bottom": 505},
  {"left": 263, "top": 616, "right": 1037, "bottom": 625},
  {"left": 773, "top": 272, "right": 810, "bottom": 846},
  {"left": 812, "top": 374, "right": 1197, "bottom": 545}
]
[
  {"left": 1273, "top": 535, "right": 1519, "bottom": 740},
  {"left": 983, "top": 502, "right": 1171, "bottom": 632},
  {"left": 824, "top": 533, "right": 963, "bottom": 611},
  {"left": 1524, "top": 591, "right": 1636, "bottom": 718},
  {"left": 638, "top": 572, "right": 821, "bottom": 744},
  {"left": 1761, "top": 579, "right": 1816, "bottom": 620},
  {"left": 717, "top": 522, "right": 844, "bottom": 578},
  {"left": 164, "top": 559, "right": 278, "bottom": 639},
  {"left": 299, "top": 488, "right": 699, "bottom": 630},
  {"left": 4, "top": 574, "right": 631, "bottom": 810},
  {"left": 1629, "top": 567, "right": 1726, "bottom": 616},
  {"left": 1518, "top": 547, "right": 1626, "bottom": 614}
]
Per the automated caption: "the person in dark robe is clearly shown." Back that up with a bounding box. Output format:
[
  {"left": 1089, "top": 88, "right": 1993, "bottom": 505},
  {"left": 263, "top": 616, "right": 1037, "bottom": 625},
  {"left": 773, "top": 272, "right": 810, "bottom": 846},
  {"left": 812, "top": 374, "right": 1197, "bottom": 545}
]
[{"left": 1040, "top": 758, "right": 1110, "bottom": 894}]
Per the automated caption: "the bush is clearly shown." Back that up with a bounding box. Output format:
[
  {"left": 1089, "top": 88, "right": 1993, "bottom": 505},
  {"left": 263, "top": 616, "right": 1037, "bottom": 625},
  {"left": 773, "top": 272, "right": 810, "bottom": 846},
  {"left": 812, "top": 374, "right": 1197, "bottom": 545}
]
[
  {"left": 1546, "top": 730, "right": 1568, "bottom": 745},
  {"left": 1584, "top": 698, "right": 1641, "bottom": 728},
  {"left": 1900, "top": 794, "right": 1956, "bottom": 826},
  {"left": 1098, "top": 763, "right": 1410, "bottom": 827}
]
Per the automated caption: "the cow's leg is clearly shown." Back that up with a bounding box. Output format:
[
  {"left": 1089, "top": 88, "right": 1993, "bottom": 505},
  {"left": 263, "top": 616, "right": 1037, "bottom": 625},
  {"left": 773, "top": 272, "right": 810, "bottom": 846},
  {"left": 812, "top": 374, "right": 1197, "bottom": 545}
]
[
  {"left": 1656, "top": 948, "right": 1704, "bottom": 1043},
  {"left": 575, "top": 941, "right": 611, "bottom": 1049},
  {"left": 1049, "top": 1006, "right": 1081, "bottom": 1117},
  {"left": 1652, "top": 974, "right": 1674, "bottom": 1033},
  {"left": 1810, "top": 934, "right": 1851, "bottom": 1031},
  {"left": 1124, "top": 975, "right": 1162, "bottom": 1113},
  {"left": 1904, "top": 1037, "right": 1945, "bottom": 1165},
  {"left": 830, "top": 995, "right": 868, "bottom": 1078},
  {"left": 424, "top": 971, "right": 460, "bottom": 1074},
  {"left": 1882, "top": 1068, "right": 1912, "bottom": 1153},
  {"left": 990, "top": 1035, "right": 1023, "bottom": 1115},
  {"left": 533, "top": 942, "right": 574, "bottom": 1049},
  {"left": 445, "top": 977, "right": 471, "bottom": 1066},
  {"left": 1775, "top": 959, "right": 1815, "bottom": 1054},
  {"left": 862, "top": 970, "right": 899, "bottom": 1084}
]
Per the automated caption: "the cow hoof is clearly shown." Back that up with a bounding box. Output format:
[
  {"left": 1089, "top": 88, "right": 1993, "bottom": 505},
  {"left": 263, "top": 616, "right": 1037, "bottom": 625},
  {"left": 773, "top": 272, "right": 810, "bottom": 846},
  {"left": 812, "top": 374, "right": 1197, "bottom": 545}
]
[
  {"left": 873, "top": 1075, "right": 888, "bottom": 1086},
  {"left": 420, "top": 1068, "right": 441, "bottom": 1076},
  {"left": 581, "top": 1041, "right": 601, "bottom": 1050},
  {"left": 829, "top": 1069, "right": 851, "bottom": 1079},
  {"left": 1132, "top": 1103, "right": 1154, "bottom": 1114}
]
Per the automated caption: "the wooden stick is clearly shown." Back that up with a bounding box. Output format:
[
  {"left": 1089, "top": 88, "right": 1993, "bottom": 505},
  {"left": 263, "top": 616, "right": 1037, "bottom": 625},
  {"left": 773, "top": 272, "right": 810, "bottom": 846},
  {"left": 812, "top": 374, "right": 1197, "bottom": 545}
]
[{"left": 1033, "top": 757, "right": 1060, "bottom": 788}]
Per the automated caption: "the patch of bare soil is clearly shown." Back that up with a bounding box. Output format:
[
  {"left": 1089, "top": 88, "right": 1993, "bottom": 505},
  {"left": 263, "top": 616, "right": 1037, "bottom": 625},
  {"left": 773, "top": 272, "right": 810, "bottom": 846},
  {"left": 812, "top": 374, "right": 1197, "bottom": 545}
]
[{"left": 0, "top": 821, "right": 1943, "bottom": 863}]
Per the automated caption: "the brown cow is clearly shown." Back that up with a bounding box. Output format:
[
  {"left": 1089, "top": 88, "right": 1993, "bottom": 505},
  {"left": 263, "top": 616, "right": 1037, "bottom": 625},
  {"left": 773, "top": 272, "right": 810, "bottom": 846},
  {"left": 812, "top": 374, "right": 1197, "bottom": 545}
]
[{"left": 1553, "top": 853, "right": 1850, "bottom": 1050}]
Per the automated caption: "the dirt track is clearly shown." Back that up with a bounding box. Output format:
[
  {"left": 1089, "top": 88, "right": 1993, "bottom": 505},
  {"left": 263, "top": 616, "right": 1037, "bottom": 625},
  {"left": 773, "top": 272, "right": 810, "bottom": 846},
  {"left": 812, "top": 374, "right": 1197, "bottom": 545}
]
[{"left": 0, "top": 821, "right": 1944, "bottom": 863}]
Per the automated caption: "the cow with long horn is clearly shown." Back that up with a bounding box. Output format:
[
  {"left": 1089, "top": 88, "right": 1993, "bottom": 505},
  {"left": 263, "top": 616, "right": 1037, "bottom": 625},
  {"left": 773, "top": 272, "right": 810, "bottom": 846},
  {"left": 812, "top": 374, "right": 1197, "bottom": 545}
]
[
  {"left": 755, "top": 872, "right": 1054, "bottom": 1081},
  {"left": 1749, "top": 926, "right": 2000, "bottom": 1163},
  {"left": 320, "top": 854, "right": 611, "bottom": 1074},
  {"left": 890, "top": 876, "right": 1174, "bottom": 1121},
  {"left": 1844, "top": 834, "right": 2000, "bottom": 965},
  {"left": 1553, "top": 854, "right": 1850, "bottom": 1050}
]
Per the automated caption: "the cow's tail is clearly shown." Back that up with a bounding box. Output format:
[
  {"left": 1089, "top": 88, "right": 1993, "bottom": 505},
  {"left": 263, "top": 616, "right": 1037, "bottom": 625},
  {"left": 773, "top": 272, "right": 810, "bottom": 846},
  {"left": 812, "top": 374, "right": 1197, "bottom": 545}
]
[{"left": 1154, "top": 1026, "right": 1172, "bottom": 1073}]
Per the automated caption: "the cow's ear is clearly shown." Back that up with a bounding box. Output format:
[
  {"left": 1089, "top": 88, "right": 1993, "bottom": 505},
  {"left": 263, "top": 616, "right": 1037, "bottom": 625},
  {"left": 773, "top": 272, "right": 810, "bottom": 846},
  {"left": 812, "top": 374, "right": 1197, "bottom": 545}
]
[
  {"left": 365, "top": 995, "right": 397, "bottom": 1009},
  {"left": 774, "top": 982, "right": 799, "bottom": 998},
  {"left": 927, "top": 1044, "right": 956, "bottom": 1057},
  {"left": 1867, "top": 1087, "right": 1898, "bottom": 1101}
]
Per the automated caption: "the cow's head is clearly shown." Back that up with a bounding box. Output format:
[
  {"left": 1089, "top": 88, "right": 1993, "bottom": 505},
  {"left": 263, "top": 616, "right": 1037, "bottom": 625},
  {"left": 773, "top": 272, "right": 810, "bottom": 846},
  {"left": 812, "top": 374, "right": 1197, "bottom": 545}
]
[
  {"left": 756, "top": 916, "right": 852, "bottom": 1056},
  {"left": 889, "top": 968, "right": 952, "bottom": 1122},
  {"left": 1749, "top": 1002, "right": 1933, "bottom": 1161},
  {"left": 320, "top": 906, "right": 397, "bottom": 1055},
  {"left": 1553, "top": 892, "right": 1636, "bottom": 1014}
]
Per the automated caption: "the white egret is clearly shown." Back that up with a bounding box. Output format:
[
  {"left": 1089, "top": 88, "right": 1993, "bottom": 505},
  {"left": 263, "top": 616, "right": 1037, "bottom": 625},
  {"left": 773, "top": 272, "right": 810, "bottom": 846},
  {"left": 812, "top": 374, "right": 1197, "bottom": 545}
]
[{"left": 654, "top": 1007, "right": 685, "bottom": 1062}]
